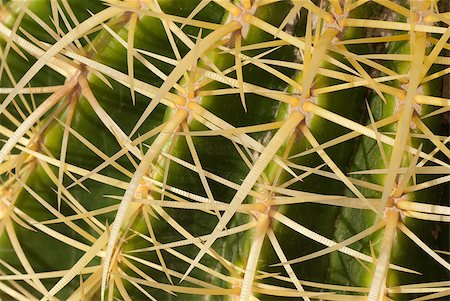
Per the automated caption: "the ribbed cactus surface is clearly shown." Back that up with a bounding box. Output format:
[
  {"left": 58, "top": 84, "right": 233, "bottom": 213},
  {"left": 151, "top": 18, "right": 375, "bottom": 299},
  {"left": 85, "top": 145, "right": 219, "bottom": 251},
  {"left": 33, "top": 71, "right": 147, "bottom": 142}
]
[{"left": 0, "top": 0, "right": 449, "bottom": 300}]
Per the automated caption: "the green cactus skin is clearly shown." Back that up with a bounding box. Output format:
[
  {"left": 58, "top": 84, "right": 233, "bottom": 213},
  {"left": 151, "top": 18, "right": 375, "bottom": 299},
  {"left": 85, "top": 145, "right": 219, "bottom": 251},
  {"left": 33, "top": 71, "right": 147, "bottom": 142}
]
[{"left": 0, "top": 1, "right": 449, "bottom": 300}]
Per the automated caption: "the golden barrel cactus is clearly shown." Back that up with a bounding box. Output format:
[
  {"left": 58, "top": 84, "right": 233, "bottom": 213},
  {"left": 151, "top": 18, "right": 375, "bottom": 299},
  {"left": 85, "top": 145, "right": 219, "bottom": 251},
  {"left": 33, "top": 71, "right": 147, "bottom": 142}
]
[{"left": 0, "top": 0, "right": 449, "bottom": 300}]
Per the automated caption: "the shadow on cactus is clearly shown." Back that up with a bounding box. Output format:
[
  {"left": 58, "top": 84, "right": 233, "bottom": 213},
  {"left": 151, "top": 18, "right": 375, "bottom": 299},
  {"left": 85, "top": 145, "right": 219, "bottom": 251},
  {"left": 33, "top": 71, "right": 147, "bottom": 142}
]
[{"left": 0, "top": 0, "right": 449, "bottom": 300}]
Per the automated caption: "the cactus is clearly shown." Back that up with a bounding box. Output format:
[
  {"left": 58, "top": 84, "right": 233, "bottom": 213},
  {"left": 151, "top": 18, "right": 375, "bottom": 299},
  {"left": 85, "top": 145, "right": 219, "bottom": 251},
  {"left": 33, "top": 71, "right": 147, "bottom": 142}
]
[{"left": 0, "top": 0, "right": 449, "bottom": 300}]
